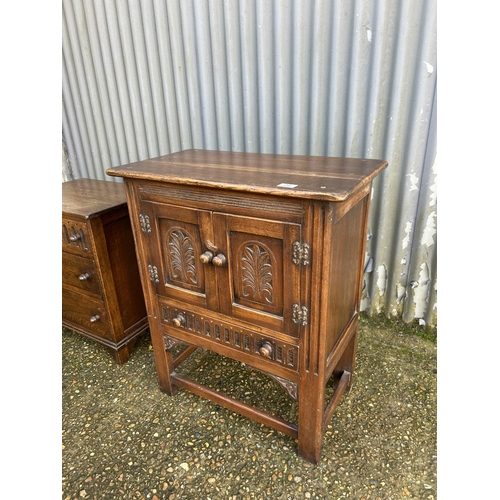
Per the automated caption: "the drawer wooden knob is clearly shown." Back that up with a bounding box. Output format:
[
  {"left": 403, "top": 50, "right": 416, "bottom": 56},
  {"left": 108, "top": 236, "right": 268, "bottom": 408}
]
[
  {"left": 69, "top": 233, "right": 82, "bottom": 242},
  {"left": 212, "top": 253, "right": 227, "bottom": 267},
  {"left": 78, "top": 272, "right": 91, "bottom": 281},
  {"left": 200, "top": 251, "right": 214, "bottom": 264},
  {"left": 259, "top": 341, "right": 273, "bottom": 357},
  {"left": 172, "top": 313, "right": 186, "bottom": 327},
  {"left": 89, "top": 314, "right": 100, "bottom": 323}
]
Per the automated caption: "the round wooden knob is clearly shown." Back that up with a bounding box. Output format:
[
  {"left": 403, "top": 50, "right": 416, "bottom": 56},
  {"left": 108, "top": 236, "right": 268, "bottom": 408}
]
[
  {"left": 89, "top": 314, "right": 100, "bottom": 323},
  {"left": 78, "top": 272, "right": 91, "bottom": 281},
  {"left": 259, "top": 341, "right": 273, "bottom": 357},
  {"left": 172, "top": 313, "right": 186, "bottom": 327},
  {"left": 212, "top": 253, "right": 227, "bottom": 267},
  {"left": 200, "top": 251, "right": 214, "bottom": 264}
]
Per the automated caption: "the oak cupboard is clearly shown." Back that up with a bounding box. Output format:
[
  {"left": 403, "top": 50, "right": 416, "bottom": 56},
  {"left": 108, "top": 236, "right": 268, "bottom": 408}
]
[{"left": 107, "top": 149, "right": 387, "bottom": 462}]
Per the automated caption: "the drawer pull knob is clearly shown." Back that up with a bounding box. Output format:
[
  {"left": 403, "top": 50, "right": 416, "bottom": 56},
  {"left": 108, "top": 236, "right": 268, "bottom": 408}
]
[
  {"left": 212, "top": 253, "right": 227, "bottom": 267},
  {"left": 78, "top": 272, "right": 91, "bottom": 281},
  {"left": 69, "top": 233, "right": 82, "bottom": 242},
  {"left": 259, "top": 341, "right": 273, "bottom": 358},
  {"left": 89, "top": 314, "right": 100, "bottom": 323},
  {"left": 172, "top": 313, "right": 186, "bottom": 327},
  {"left": 200, "top": 251, "right": 214, "bottom": 264}
]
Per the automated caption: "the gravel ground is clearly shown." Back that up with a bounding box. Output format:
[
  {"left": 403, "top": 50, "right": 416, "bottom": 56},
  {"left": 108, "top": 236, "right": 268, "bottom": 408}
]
[{"left": 62, "top": 314, "right": 437, "bottom": 499}]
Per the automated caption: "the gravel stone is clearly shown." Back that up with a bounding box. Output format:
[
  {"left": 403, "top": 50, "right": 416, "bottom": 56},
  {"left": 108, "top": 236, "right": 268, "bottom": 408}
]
[{"left": 62, "top": 314, "right": 437, "bottom": 499}]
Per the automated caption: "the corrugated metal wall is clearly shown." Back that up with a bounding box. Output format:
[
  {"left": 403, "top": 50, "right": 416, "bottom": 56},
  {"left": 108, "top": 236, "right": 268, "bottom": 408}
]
[{"left": 62, "top": 0, "right": 437, "bottom": 328}]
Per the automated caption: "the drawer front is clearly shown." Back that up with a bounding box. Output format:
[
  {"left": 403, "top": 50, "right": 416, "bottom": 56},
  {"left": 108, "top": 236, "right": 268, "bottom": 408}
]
[
  {"left": 62, "top": 252, "right": 101, "bottom": 296},
  {"left": 160, "top": 302, "right": 299, "bottom": 373},
  {"left": 62, "top": 289, "right": 112, "bottom": 341},
  {"left": 62, "top": 217, "right": 93, "bottom": 257}
]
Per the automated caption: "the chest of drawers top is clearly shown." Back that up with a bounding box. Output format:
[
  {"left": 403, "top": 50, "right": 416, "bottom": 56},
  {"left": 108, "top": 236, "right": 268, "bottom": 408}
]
[{"left": 62, "top": 178, "right": 128, "bottom": 219}]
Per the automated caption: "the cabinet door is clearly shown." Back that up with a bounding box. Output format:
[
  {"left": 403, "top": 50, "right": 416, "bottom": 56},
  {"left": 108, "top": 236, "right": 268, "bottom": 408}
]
[
  {"left": 214, "top": 213, "right": 301, "bottom": 337},
  {"left": 144, "top": 201, "right": 218, "bottom": 311}
]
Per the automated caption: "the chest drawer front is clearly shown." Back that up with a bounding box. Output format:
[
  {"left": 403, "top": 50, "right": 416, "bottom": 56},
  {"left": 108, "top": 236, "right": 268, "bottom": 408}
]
[
  {"left": 62, "top": 218, "right": 93, "bottom": 257},
  {"left": 62, "top": 253, "right": 101, "bottom": 296},
  {"left": 62, "top": 289, "right": 111, "bottom": 340}
]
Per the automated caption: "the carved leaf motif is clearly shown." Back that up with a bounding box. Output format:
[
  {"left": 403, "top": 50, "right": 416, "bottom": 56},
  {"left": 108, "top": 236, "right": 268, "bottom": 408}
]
[
  {"left": 241, "top": 243, "right": 273, "bottom": 303},
  {"left": 168, "top": 229, "right": 197, "bottom": 285}
]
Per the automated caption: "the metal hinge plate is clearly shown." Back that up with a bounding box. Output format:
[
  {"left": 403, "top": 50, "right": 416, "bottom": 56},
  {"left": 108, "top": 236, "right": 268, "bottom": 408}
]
[
  {"left": 139, "top": 213, "right": 152, "bottom": 233},
  {"left": 292, "top": 304, "right": 309, "bottom": 326},
  {"left": 148, "top": 264, "right": 159, "bottom": 283},
  {"left": 292, "top": 241, "right": 310, "bottom": 266}
]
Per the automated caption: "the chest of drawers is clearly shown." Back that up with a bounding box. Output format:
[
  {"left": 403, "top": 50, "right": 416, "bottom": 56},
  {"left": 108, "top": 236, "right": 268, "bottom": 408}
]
[
  {"left": 62, "top": 178, "right": 148, "bottom": 364},
  {"left": 107, "top": 149, "right": 387, "bottom": 462}
]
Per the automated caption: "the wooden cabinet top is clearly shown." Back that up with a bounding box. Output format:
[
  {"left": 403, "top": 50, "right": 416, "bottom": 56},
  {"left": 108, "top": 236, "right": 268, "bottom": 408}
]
[
  {"left": 106, "top": 149, "right": 387, "bottom": 202},
  {"left": 62, "top": 178, "right": 127, "bottom": 219}
]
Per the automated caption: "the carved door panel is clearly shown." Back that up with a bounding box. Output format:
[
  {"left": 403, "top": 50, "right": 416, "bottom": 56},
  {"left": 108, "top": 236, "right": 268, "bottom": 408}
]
[
  {"left": 213, "top": 214, "right": 301, "bottom": 337},
  {"left": 145, "top": 202, "right": 218, "bottom": 311}
]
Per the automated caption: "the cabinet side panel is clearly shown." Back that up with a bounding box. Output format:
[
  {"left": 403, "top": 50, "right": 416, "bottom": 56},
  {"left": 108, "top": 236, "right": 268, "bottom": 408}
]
[
  {"left": 104, "top": 215, "right": 147, "bottom": 335},
  {"left": 325, "top": 199, "right": 366, "bottom": 356}
]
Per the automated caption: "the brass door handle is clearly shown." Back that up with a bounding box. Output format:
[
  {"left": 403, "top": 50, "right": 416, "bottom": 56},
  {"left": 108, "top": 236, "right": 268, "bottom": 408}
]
[
  {"left": 89, "top": 314, "right": 100, "bottom": 323},
  {"left": 78, "top": 272, "right": 91, "bottom": 281}
]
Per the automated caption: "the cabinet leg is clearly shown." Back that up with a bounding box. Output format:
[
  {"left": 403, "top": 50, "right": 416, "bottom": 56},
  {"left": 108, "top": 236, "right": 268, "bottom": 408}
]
[
  {"left": 297, "top": 374, "right": 325, "bottom": 463},
  {"left": 150, "top": 325, "right": 177, "bottom": 395},
  {"left": 157, "top": 350, "right": 177, "bottom": 396}
]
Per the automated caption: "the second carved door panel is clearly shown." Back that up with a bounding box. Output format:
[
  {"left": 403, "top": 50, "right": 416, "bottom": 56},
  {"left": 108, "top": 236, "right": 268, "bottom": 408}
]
[{"left": 213, "top": 214, "right": 301, "bottom": 337}]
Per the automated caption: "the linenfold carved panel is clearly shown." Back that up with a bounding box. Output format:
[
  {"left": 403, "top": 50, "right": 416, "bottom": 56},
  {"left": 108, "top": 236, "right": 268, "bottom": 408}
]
[
  {"left": 240, "top": 242, "right": 274, "bottom": 304},
  {"left": 166, "top": 227, "right": 198, "bottom": 286},
  {"left": 232, "top": 236, "right": 283, "bottom": 316}
]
